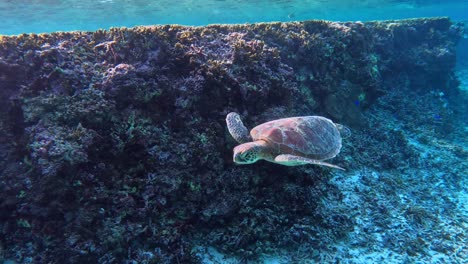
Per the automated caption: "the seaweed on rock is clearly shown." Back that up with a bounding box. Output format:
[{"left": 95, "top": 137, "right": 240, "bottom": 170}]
[{"left": 0, "top": 18, "right": 464, "bottom": 263}]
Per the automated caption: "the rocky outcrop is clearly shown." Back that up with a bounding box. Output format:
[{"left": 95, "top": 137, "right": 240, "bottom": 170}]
[{"left": 0, "top": 18, "right": 463, "bottom": 262}]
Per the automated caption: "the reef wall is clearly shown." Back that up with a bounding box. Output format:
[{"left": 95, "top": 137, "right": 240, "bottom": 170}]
[{"left": 0, "top": 18, "right": 463, "bottom": 262}]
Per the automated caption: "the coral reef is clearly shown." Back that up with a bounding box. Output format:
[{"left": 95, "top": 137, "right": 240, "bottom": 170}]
[{"left": 0, "top": 18, "right": 465, "bottom": 263}]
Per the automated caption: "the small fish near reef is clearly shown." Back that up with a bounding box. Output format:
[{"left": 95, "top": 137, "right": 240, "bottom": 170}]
[{"left": 226, "top": 112, "right": 350, "bottom": 170}]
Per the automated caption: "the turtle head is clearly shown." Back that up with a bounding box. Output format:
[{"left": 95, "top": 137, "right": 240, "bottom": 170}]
[{"left": 233, "top": 141, "right": 265, "bottom": 164}]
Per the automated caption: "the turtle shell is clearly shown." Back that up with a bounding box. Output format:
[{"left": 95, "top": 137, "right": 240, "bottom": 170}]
[{"left": 250, "top": 116, "right": 342, "bottom": 160}]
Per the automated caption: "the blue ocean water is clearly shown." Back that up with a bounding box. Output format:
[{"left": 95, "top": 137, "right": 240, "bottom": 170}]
[{"left": 0, "top": 0, "right": 467, "bottom": 35}]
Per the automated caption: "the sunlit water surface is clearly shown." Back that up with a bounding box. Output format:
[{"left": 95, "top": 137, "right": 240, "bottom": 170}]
[{"left": 0, "top": 0, "right": 467, "bottom": 35}]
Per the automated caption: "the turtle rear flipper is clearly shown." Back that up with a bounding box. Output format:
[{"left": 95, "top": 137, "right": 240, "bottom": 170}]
[
  {"left": 226, "top": 112, "right": 252, "bottom": 144},
  {"left": 274, "top": 154, "right": 345, "bottom": 170},
  {"left": 335, "top": 124, "right": 351, "bottom": 139}
]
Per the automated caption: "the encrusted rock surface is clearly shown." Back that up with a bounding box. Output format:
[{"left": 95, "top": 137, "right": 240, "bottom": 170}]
[{"left": 0, "top": 18, "right": 464, "bottom": 262}]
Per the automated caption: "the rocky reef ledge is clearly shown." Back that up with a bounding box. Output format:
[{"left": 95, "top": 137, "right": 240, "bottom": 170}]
[{"left": 0, "top": 18, "right": 464, "bottom": 262}]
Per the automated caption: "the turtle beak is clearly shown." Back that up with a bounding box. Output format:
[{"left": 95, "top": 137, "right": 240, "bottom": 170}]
[
  {"left": 233, "top": 151, "right": 243, "bottom": 164},
  {"left": 232, "top": 147, "right": 247, "bottom": 164}
]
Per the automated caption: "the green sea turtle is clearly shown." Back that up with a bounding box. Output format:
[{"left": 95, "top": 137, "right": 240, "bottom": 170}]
[{"left": 226, "top": 112, "right": 350, "bottom": 170}]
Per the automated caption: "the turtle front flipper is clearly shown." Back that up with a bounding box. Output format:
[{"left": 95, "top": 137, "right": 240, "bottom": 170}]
[
  {"left": 274, "top": 154, "right": 345, "bottom": 171},
  {"left": 226, "top": 112, "right": 252, "bottom": 144}
]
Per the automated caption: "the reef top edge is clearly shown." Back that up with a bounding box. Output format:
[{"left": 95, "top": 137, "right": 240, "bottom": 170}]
[{"left": 0, "top": 16, "right": 452, "bottom": 38}]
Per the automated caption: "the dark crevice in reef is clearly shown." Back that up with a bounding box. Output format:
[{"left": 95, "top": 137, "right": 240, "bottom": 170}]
[{"left": 0, "top": 17, "right": 463, "bottom": 263}]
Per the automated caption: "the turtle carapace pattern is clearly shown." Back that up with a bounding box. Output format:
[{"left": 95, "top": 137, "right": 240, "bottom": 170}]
[{"left": 226, "top": 112, "right": 349, "bottom": 170}]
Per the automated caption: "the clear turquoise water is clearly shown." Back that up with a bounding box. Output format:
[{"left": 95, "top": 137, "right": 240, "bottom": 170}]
[{"left": 0, "top": 0, "right": 467, "bottom": 35}]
